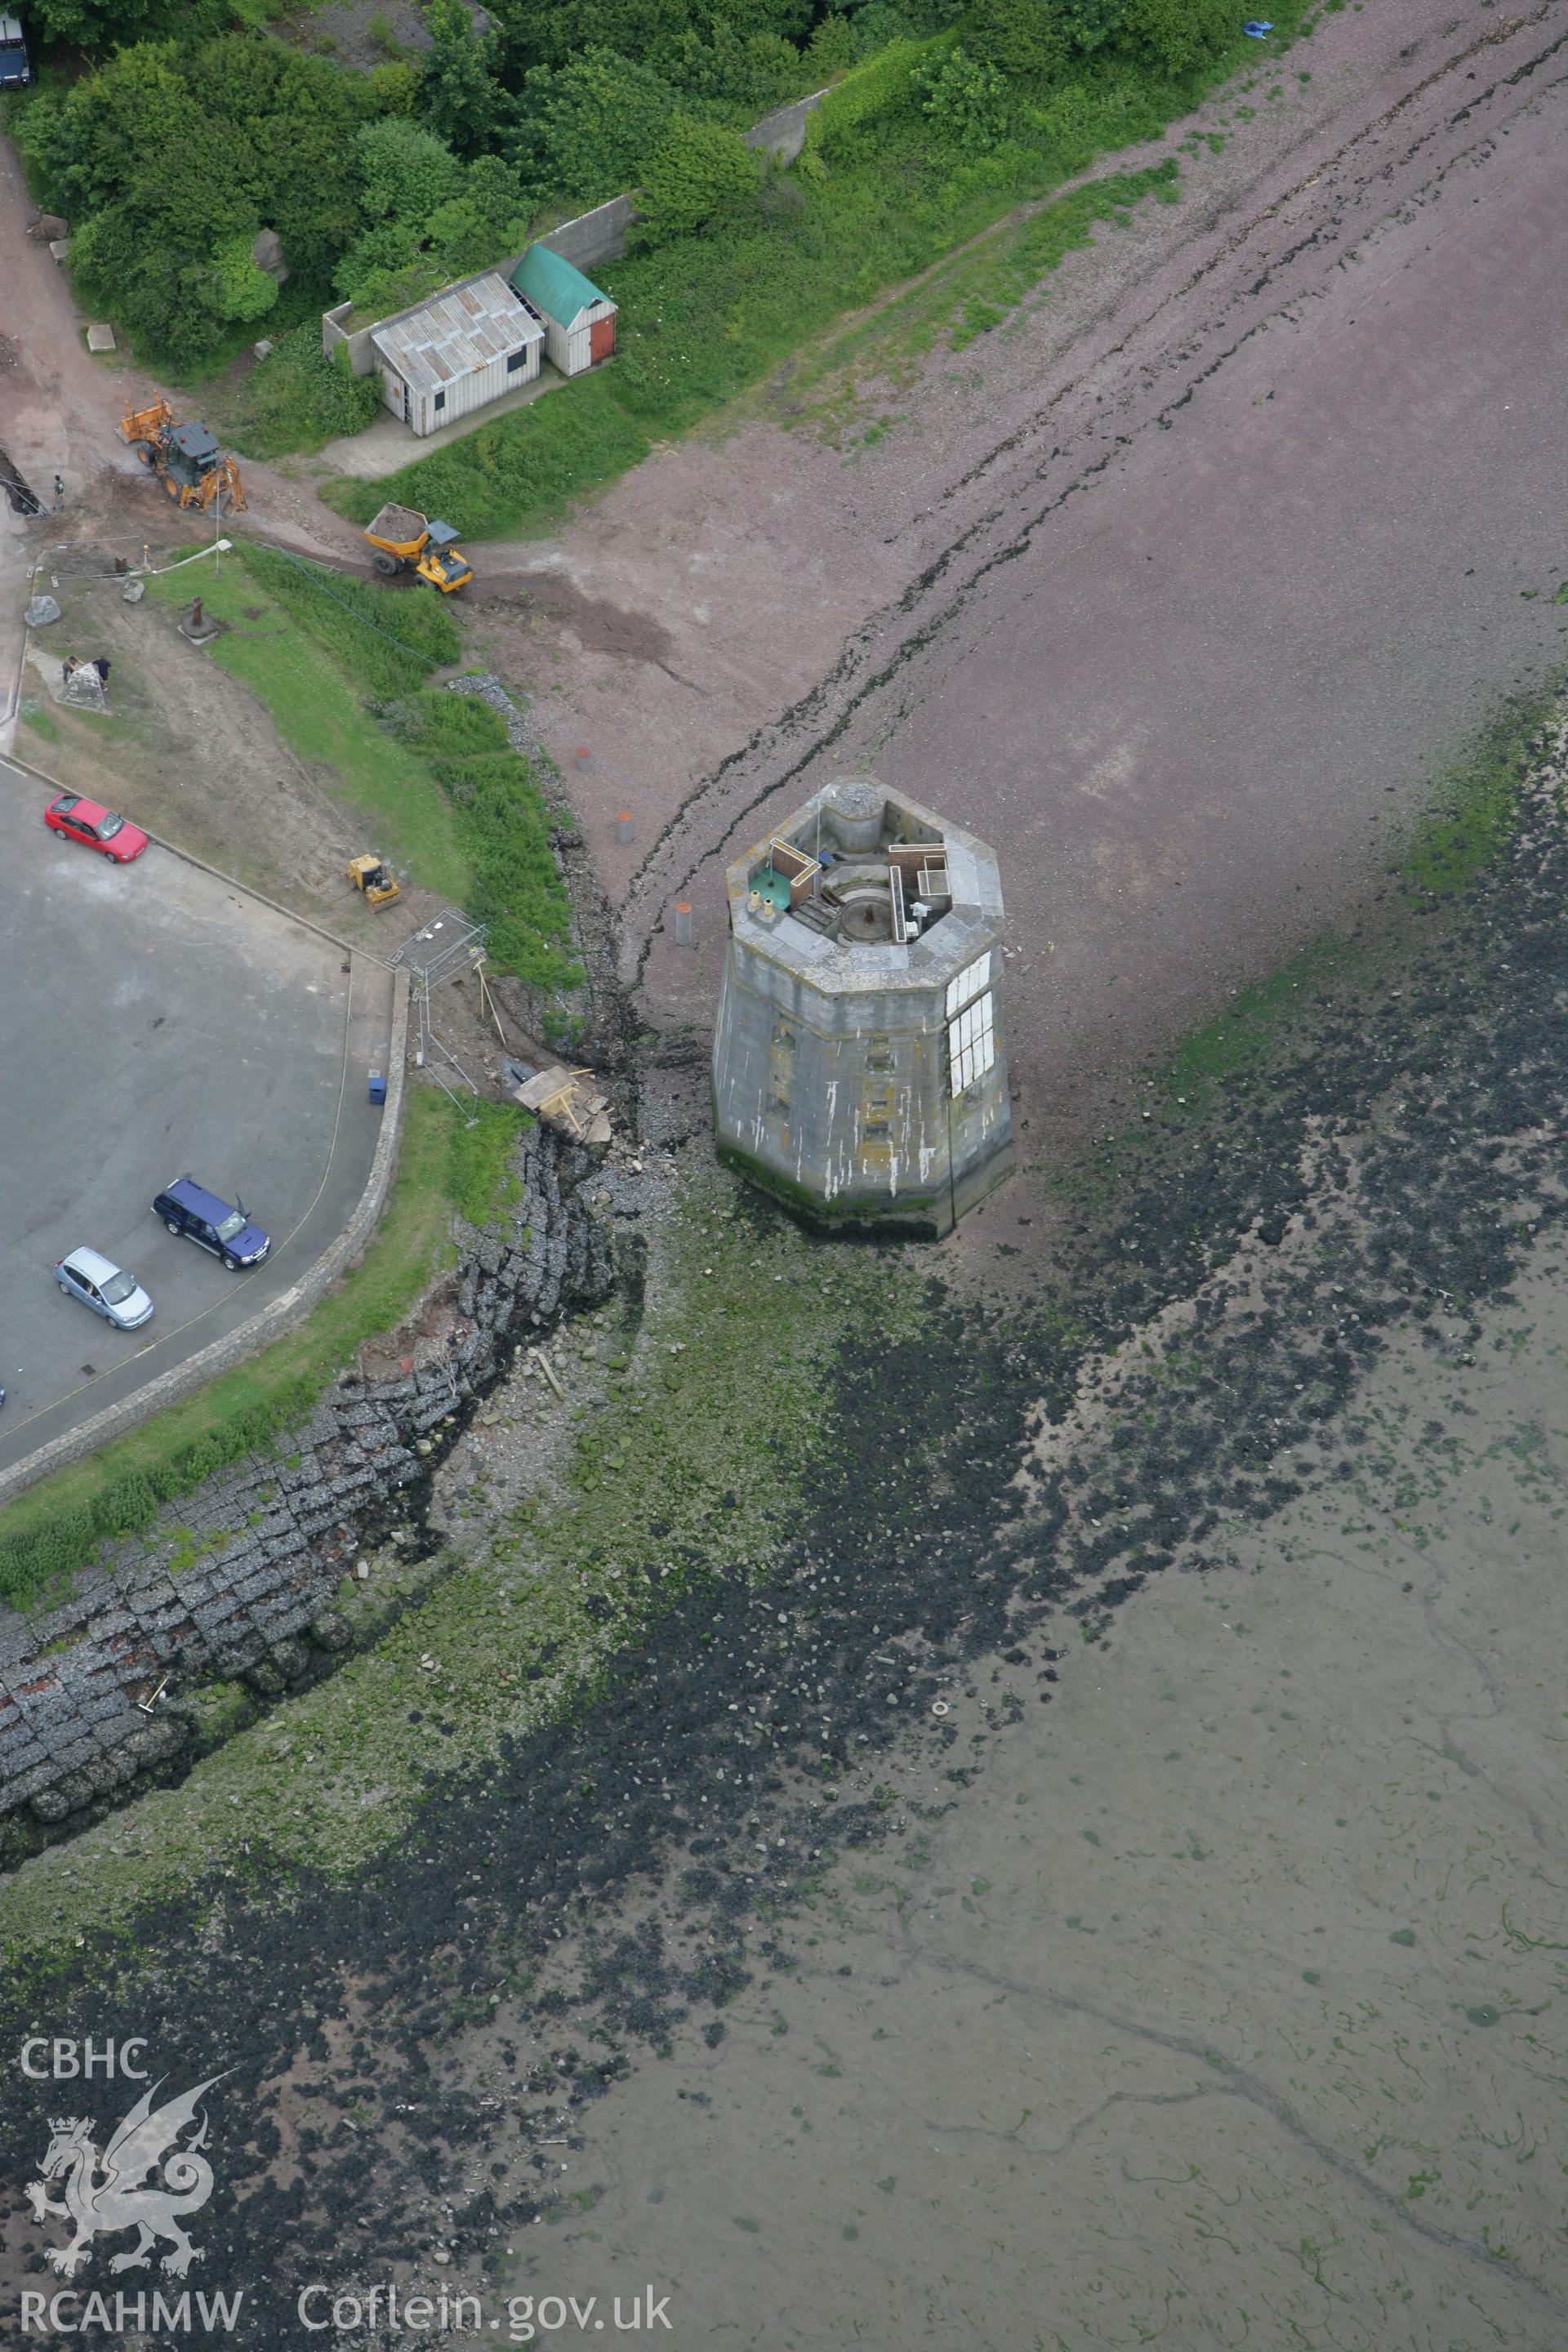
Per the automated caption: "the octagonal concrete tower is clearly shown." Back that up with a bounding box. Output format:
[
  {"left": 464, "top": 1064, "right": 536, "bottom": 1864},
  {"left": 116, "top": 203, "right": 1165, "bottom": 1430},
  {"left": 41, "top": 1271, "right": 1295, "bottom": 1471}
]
[{"left": 712, "top": 774, "right": 1012, "bottom": 1236}]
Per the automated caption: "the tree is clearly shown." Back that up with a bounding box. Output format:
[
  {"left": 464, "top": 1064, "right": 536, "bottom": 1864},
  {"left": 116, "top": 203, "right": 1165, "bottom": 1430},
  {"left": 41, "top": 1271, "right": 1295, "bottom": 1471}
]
[
  {"left": 354, "top": 115, "right": 467, "bottom": 225},
  {"left": 514, "top": 46, "right": 679, "bottom": 205},
  {"left": 910, "top": 44, "right": 1009, "bottom": 151},
  {"left": 637, "top": 114, "right": 760, "bottom": 241},
  {"left": 421, "top": 0, "right": 514, "bottom": 156},
  {"left": 24, "top": 34, "right": 372, "bottom": 370},
  {"left": 212, "top": 233, "right": 281, "bottom": 325},
  {"left": 1058, "top": 0, "right": 1123, "bottom": 53},
  {"left": 1117, "top": 0, "right": 1232, "bottom": 75},
  {"left": 662, "top": 20, "right": 800, "bottom": 109},
  {"left": 968, "top": 0, "right": 1070, "bottom": 81}
]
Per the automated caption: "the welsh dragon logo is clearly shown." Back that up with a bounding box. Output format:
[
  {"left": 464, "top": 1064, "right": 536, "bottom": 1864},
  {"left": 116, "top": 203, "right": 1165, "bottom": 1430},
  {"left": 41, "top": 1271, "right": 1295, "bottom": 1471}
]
[{"left": 26, "top": 2074, "right": 229, "bottom": 2279}]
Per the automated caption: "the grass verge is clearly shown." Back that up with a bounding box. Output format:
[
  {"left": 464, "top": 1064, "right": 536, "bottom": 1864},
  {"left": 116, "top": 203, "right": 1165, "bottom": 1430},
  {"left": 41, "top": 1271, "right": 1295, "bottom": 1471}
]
[
  {"left": 143, "top": 547, "right": 578, "bottom": 987},
  {"left": 0, "top": 1089, "right": 523, "bottom": 1615},
  {"left": 144, "top": 550, "right": 469, "bottom": 902},
  {"left": 320, "top": 17, "right": 1309, "bottom": 540}
]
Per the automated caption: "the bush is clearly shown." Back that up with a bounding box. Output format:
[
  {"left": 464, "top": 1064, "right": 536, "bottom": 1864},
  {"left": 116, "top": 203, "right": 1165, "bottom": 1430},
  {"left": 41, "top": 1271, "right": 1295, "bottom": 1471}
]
[
  {"left": 1059, "top": 0, "right": 1125, "bottom": 54},
  {"left": 910, "top": 43, "right": 1009, "bottom": 150},
  {"left": 1118, "top": 0, "right": 1232, "bottom": 74},
  {"left": 968, "top": 0, "right": 1070, "bottom": 80},
  {"left": 804, "top": 14, "right": 859, "bottom": 74},
  {"left": 222, "top": 328, "right": 381, "bottom": 461},
  {"left": 515, "top": 45, "right": 679, "bottom": 207},
  {"left": 212, "top": 232, "right": 282, "bottom": 326},
  {"left": 807, "top": 33, "right": 936, "bottom": 155},
  {"left": 637, "top": 115, "right": 760, "bottom": 243}
]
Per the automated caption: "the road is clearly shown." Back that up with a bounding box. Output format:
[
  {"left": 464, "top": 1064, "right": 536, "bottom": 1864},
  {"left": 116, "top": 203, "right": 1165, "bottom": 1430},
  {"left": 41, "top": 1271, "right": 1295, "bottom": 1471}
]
[{"left": 0, "top": 753, "right": 394, "bottom": 1479}]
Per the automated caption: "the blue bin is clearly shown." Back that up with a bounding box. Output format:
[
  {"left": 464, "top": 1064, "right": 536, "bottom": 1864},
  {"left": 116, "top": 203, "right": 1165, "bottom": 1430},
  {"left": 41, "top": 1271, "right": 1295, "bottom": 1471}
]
[{"left": 368, "top": 1069, "right": 387, "bottom": 1107}]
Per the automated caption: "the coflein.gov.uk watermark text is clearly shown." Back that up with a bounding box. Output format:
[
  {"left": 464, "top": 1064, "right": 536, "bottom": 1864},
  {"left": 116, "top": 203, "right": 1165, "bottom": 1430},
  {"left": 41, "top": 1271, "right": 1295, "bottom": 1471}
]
[
  {"left": 16, "top": 2286, "right": 673, "bottom": 2341},
  {"left": 299, "top": 2284, "right": 674, "bottom": 2341}
]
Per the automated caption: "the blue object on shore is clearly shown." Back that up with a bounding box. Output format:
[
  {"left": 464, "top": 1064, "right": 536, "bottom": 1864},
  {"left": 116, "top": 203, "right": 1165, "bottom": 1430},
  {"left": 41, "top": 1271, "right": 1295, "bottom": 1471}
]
[{"left": 1243, "top": 19, "right": 1273, "bottom": 33}]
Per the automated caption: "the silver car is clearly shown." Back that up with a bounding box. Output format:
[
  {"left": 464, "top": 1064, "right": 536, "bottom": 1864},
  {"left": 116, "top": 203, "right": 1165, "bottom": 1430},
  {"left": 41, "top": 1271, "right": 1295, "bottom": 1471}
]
[{"left": 55, "top": 1245, "right": 154, "bottom": 1330}]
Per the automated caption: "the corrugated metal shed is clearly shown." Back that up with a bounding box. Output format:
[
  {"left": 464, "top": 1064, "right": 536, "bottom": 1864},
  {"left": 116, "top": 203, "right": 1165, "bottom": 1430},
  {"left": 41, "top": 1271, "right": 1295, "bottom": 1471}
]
[
  {"left": 372, "top": 273, "right": 542, "bottom": 403},
  {"left": 511, "top": 246, "right": 608, "bottom": 328},
  {"left": 510, "top": 245, "right": 617, "bottom": 376}
]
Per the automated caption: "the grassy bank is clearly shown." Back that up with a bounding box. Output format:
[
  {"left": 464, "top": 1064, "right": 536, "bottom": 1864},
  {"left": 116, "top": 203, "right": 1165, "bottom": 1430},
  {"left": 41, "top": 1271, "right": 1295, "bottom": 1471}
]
[
  {"left": 0, "top": 1089, "right": 525, "bottom": 1615},
  {"left": 145, "top": 550, "right": 470, "bottom": 901},
  {"left": 144, "top": 546, "right": 578, "bottom": 987},
  {"left": 322, "top": 19, "right": 1308, "bottom": 539}
]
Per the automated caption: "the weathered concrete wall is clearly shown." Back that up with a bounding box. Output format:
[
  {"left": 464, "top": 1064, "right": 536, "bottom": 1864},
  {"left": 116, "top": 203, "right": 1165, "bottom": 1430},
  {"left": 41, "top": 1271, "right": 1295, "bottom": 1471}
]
[
  {"left": 541, "top": 194, "right": 639, "bottom": 272},
  {"left": 0, "top": 1123, "right": 615, "bottom": 1851},
  {"left": 742, "top": 85, "right": 832, "bottom": 162}
]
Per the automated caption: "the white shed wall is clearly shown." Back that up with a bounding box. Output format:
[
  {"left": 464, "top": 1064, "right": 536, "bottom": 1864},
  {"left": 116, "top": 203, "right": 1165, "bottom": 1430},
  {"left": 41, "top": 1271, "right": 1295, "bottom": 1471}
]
[
  {"left": 540, "top": 302, "right": 612, "bottom": 377},
  {"left": 414, "top": 349, "right": 506, "bottom": 436}
]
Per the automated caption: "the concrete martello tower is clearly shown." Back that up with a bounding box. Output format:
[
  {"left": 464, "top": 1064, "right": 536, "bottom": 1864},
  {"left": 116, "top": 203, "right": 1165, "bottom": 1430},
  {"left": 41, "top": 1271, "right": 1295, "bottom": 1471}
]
[{"left": 711, "top": 775, "right": 1012, "bottom": 1236}]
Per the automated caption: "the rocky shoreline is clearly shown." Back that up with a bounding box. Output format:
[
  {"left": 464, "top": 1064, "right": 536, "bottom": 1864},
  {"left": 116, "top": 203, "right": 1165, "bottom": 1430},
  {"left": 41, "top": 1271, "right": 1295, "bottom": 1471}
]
[{"left": 0, "top": 1116, "right": 616, "bottom": 1864}]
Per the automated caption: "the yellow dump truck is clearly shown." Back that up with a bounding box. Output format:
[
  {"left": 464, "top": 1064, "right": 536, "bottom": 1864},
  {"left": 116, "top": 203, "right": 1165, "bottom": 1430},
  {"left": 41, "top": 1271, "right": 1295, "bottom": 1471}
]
[{"left": 363, "top": 502, "right": 474, "bottom": 593}]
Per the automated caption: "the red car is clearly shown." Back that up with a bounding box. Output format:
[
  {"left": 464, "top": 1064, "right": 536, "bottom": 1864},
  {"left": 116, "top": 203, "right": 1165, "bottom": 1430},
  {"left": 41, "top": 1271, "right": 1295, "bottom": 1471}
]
[{"left": 44, "top": 792, "right": 149, "bottom": 862}]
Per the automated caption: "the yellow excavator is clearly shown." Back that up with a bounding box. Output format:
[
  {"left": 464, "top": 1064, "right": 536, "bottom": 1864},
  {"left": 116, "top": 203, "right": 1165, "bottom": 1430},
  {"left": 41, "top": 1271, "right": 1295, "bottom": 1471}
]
[
  {"left": 347, "top": 855, "right": 401, "bottom": 910},
  {"left": 363, "top": 501, "right": 474, "bottom": 593},
  {"left": 119, "top": 396, "right": 247, "bottom": 513}
]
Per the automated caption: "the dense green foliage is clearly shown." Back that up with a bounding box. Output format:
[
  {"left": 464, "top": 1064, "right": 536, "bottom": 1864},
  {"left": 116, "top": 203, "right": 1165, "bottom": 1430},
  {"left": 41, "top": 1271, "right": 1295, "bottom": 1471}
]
[
  {"left": 637, "top": 114, "right": 760, "bottom": 240},
  {"left": 216, "top": 327, "right": 381, "bottom": 460},
  {"left": 393, "top": 692, "right": 580, "bottom": 990},
  {"left": 19, "top": 38, "right": 375, "bottom": 368},
  {"left": 514, "top": 46, "right": 681, "bottom": 207},
  {"left": 16, "top": 0, "right": 1290, "bottom": 464}
]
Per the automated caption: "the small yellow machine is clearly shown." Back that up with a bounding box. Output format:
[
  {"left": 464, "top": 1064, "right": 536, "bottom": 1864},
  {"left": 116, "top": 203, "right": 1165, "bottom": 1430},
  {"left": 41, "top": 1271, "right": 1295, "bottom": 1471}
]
[
  {"left": 363, "top": 501, "right": 474, "bottom": 593},
  {"left": 118, "top": 396, "right": 247, "bottom": 513},
  {"left": 347, "top": 855, "right": 401, "bottom": 910}
]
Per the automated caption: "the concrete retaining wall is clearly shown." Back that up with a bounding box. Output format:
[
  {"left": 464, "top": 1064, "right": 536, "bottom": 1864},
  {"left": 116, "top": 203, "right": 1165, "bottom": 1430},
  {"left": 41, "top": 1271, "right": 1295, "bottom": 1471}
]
[
  {"left": 742, "top": 85, "right": 831, "bottom": 161},
  {"left": 540, "top": 194, "right": 639, "bottom": 273}
]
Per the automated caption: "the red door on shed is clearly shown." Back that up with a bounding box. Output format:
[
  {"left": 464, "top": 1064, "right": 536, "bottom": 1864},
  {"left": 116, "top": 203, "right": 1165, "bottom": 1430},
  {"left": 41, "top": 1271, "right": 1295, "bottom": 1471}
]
[{"left": 590, "top": 311, "right": 616, "bottom": 363}]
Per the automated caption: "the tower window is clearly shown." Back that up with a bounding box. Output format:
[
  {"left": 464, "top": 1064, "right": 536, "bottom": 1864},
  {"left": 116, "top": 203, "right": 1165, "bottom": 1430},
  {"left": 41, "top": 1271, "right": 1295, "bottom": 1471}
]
[{"left": 948, "top": 991, "right": 995, "bottom": 1094}]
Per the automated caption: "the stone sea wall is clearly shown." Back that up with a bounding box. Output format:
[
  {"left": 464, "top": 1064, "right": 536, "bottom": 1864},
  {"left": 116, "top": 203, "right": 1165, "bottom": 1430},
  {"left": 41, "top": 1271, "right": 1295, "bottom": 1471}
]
[{"left": 0, "top": 1121, "right": 614, "bottom": 1857}]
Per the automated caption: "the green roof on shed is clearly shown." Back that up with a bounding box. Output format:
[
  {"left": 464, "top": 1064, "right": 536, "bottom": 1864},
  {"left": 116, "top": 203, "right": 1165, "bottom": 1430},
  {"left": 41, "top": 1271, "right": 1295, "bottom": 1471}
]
[{"left": 510, "top": 244, "right": 612, "bottom": 323}]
